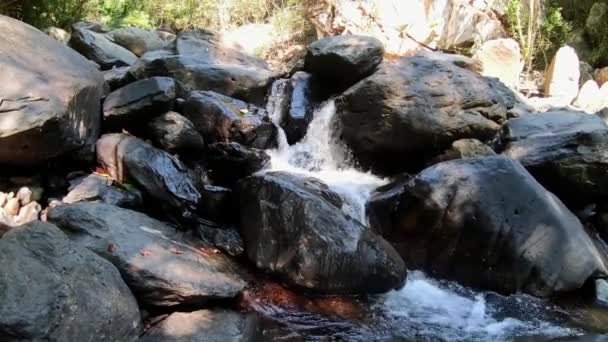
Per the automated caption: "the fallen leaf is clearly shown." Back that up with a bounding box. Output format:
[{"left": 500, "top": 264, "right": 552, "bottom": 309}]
[
  {"left": 169, "top": 248, "right": 184, "bottom": 255},
  {"left": 139, "top": 249, "right": 153, "bottom": 256}
]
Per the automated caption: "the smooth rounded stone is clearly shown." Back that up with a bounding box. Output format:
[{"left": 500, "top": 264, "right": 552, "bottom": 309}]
[
  {"left": 3, "top": 198, "right": 19, "bottom": 216},
  {"left": 574, "top": 80, "right": 603, "bottom": 113},
  {"left": 433, "top": 138, "right": 496, "bottom": 163},
  {"left": 237, "top": 171, "right": 406, "bottom": 294},
  {"left": 0, "top": 16, "right": 103, "bottom": 165},
  {"left": 0, "top": 221, "right": 142, "bottom": 341},
  {"left": 103, "top": 77, "right": 177, "bottom": 130},
  {"left": 14, "top": 202, "right": 41, "bottom": 226},
  {"left": 96, "top": 134, "right": 201, "bottom": 213},
  {"left": 103, "top": 66, "right": 136, "bottom": 92},
  {"left": 335, "top": 54, "right": 523, "bottom": 174},
  {"left": 16, "top": 187, "right": 32, "bottom": 206},
  {"left": 305, "top": 35, "right": 384, "bottom": 87},
  {"left": 44, "top": 26, "right": 70, "bottom": 44},
  {"left": 70, "top": 23, "right": 138, "bottom": 70},
  {"left": 183, "top": 91, "right": 277, "bottom": 149},
  {"left": 496, "top": 111, "right": 608, "bottom": 202},
  {"left": 129, "top": 52, "right": 274, "bottom": 106},
  {"left": 544, "top": 46, "right": 580, "bottom": 103},
  {"left": 146, "top": 111, "right": 205, "bottom": 155},
  {"left": 206, "top": 142, "right": 270, "bottom": 185},
  {"left": 472, "top": 38, "right": 522, "bottom": 89},
  {"left": 368, "top": 156, "right": 608, "bottom": 297},
  {"left": 47, "top": 203, "right": 247, "bottom": 307},
  {"left": 63, "top": 173, "right": 142, "bottom": 209},
  {"left": 140, "top": 309, "right": 261, "bottom": 342},
  {"left": 107, "top": 27, "right": 174, "bottom": 57},
  {"left": 176, "top": 29, "right": 269, "bottom": 70}
]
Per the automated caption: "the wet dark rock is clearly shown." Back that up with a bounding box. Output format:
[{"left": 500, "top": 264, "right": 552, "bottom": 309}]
[
  {"left": 198, "top": 185, "right": 232, "bottom": 223},
  {"left": 63, "top": 174, "right": 142, "bottom": 209},
  {"left": 0, "top": 221, "right": 142, "bottom": 341},
  {"left": 129, "top": 53, "right": 274, "bottom": 106},
  {"left": 206, "top": 142, "right": 270, "bottom": 185},
  {"left": 107, "top": 27, "right": 174, "bottom": 57},
  {"left": 183, "top": 91, "right": 277, "bottom": 149},
  {"left": 47, "top": 203, "right": 247, "bottom": 307},
  {"left": 96, "top": 134, "right": 201, "bottom": 213},
  {"left": 366, "top": 174, "right": 412, "bottom": 237},
  {"left": 103, "top": 77, "right": 177, "bottom": 130},
  {"left": 140, "top": 309, "right": 261, "bottom": 342},
  {"left": 103, "top": 66, "right": 136, "bottom": 92},
  {"left": 70, "top": 23, "right": 138, "bottom": 69},
  {"left": 496, "top": 111, "right": 608, "bottom": 203},
  {"left": 305, "top": 35, "right": 384, "bottom": 88},
  {"left": 369, "top": 156, "right": 608, "bottom": 297},
  {"left": 196, "top": 219, "right": 245, "bottom": 257},
  {"left": 237, "top": 171, "right": 406, "bottom": 294},
  {"left": 0, "top": 16, "right": 103, "bottom": 165},
  {"left": 146, "top": 111, "right": 205, "bottom": 156},
  {"left": 433, "top": 138, "right": 496, "bottom": 163},
  {"left": 335, "top": 54, "right": 526, "bottom": 175}
]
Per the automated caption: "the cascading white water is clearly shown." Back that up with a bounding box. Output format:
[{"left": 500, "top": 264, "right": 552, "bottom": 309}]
[{"left": 263, "top": 83, "right": 577, "bottom": 340}]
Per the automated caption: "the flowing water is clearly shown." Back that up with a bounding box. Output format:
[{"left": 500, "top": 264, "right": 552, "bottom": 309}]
[{"left": 253, "top": 82, "right": 608, "bottom": 341}]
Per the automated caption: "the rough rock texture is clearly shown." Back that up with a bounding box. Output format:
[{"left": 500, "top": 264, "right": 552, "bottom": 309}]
[
  {"left": 103, "top": 66, "right": 136, "bottom": 92},
  {"left": 206, "top": 142, "right": 270, "bottom": 185},
  {"left": 237, "top": 171, "right": 406, "bottom": 294},
  {"left": 103, "top": 77, "right": 177, "bottom": 130},
  {"left": 140, "top": 309, "right": 260, "bottom": 342},
  {"left": 96, "top": 134, "right": 201, "bottom": 212},
  {"left": 305, "top": 35, "right": 384, "bottom": 87},
  {"left": 0, "top": 221, "right": 142, "bottom": 341},
  {"left": 63, "top": 174, "right": 142, "bottom": 209},
  {"left": 0, "top": 16, "right": 103, "bottom": 165},
  {"left": 369, "top": 156, "right": 608, "bottom": 296},
  {"left": 107, "top": 27, "right": 174, "bottom": 56},
  {"left": 70, "top": 23, "right": 138, "bottom": 69},
  {"left": 47, "top": 203, "right": 247, "bottom": 307},
  {"left": 544, "top": 46, "right": 580, "bottom": 103},
  {"left": 433, "top": 138, "right": 496, "bottom": 163},
  {"left": 183, "top": 91, "right": 277, "bottom": 149},
  {"left": 146, "top": 111, "right": 205, "bottom": 155},
  {"left": 335, "top": 54, "right": 524, "bottom": 174},
  {"left": 276, "top": 72, "right": 318, "bottom": 145},
  {"left": 496, "top": 111, "right": 608, "bottom": 203},
  {"left": 473, "top": 38, "right": 522, "bottom": 89},
  {"left": 198, "top": 185, "right": 233, "bottom": 223}
]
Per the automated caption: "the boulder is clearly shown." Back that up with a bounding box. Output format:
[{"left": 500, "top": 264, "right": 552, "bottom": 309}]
[
  {"left": 496, "top": 111, "right": 608, "bottom": 203},
  {"left": 0, "top": 221, "right": 141, "bottom": 341},
  {"left": 103, "top": 77, "right": 177, "bottom": 130},
  {"left": 146, "top": 111, "right": 205, "bottom": 155},
  {"left": 472, "top": 38, "right": 522, "bottom": 89},
  {"left": 44, "top": 27, "right": 70, "bottom": 44},
  {"left": 70, "top": 23, "right": 138, "bottom": 69},
  {"left": 96, "top": 134, "right": 201, "bottom": 213},
  {"left": 368, "top": 156, "right": 608, "bottom": 296},
  {"left": 103, "top": 66, "right": 136, "bottom": 92},
  {"left": 107, "top": 27, "right": 174, "bottom": 56},
  {"left": 129, "top": 46, "right": 273, "bottom": 105},
  {"left": 544, "top": 46, "right": 580, "bottom": 103},
  {"left": 196, "top": 219, "right": 245, "bottom": 257},
  {"left": 305, "top": 35, "right": 384, "bottom": 88},
  {"left": 237, "top": 171, "right": 406, "bottom": 294},
  {"left": 63, "top": 174, "right": 142, "bottom": 209},
  {"left": 206, "top": 142, "right": 270, "bottom": 185},
  {"left": 198, "top": 185, "right": 233, "bottom": 223},
  {"left": 183, "top": 91, "right": 277, "bottom": 149},
  {"left": 335, "top": 54, "right": 523, "bottom": 174},
  {"left": 283, "top": 72, "right": 318, "bottom": 144},
  {"left": 0, "top": 16, "right": 103, "bottom": 165},
  {"left": 140, "top": 309, "right": 260, "bottom": 342},
  {"left": 573, "top": 80, "right": 604, "bottom": 113},
  {"left": 47, "top": 203, "right": 247, "bottom": 307},
  {"left": 433, "top": 138, "right": 496, "bottom": 163},
  {"left": 595, "top": 67, "right": 608, "bottom": 87}
]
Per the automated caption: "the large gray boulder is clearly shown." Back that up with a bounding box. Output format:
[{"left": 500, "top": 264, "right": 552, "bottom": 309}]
[
  {"left": 140, "top": 309, "right": 261, "bottom": 342},
  {"left": 47, "top": 203, "right": 247, "bottom": 307},
  {"left": 207, "top": 142, "right": 270, "bottom": 185},
  {"left": 335, "top": 53, "right": 526, "bottom": 174},
  {"left": 96, "top": 134, "right": 201, "bottom": 213},
  {"left": 103, "top": 77, "right": 177, "bottom": 130},
  {"left": 146, "top": 111, "right": 205, "bottom": 156},
  {"left": 368, "top": 156, "right": 608, "bottom": 297},
  {"left": 70, "top": 23, "right": 138, "bottom": 69},
  {"left": 237, "top": 171, "right": 406, "bottom": 294},
  {"left": 183, "top": 91, "right": 277, "bottom": 149},
  {"left": 0, "top": 221, "right": 142, "bottom": 341},
  {"left": 107, "top": 27, "right": 174, "bottom": 57},
  {"left": 306, "top": 35, "right": 384, "bottom": 88},
  {"left": 0, "top": 16, "right": 103, "bottom": 165},
  {"left": 496, "top": 111, "right": 608, "bottom": 203}
]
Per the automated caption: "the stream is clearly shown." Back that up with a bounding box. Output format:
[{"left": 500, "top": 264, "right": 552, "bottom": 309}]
[{"left": 245, "top": 81, "right": 608, "bottom": 341}]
